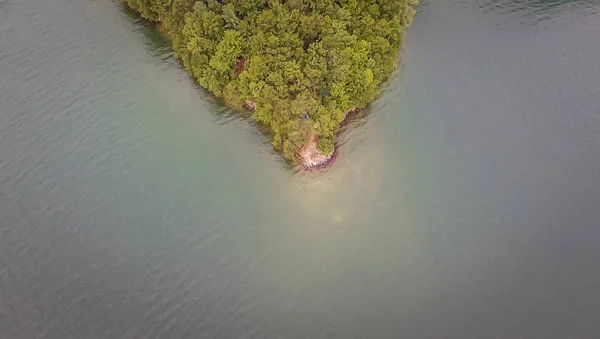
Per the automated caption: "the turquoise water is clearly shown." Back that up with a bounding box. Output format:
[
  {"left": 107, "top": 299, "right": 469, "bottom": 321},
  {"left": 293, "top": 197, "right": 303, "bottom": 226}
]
[{"left": 1, "top": 0, "right": 599, "bottom": 337}]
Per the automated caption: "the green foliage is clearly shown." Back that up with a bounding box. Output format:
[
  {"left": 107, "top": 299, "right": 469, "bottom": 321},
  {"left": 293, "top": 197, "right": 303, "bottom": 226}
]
[
  {"left": 317, "top": 136, "right": 335, "bottom": 155},
  {"left": 121, "top": 0, "right": 416, "bottom": 161}
]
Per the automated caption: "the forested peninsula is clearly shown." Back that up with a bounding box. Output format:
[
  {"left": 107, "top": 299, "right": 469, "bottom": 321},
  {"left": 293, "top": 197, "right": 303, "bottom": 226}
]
[{"left": 122, "top": 0, "right": 417, "bottom": 167}]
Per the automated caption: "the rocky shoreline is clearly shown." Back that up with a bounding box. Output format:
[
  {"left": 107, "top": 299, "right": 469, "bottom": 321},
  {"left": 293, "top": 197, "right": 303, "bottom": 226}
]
[
  {"left": 298, "top": 108, "right": 359, "bottom": 170},
  {"left": 246, "top": 101, "right": 358, "bottom": 170},
  {"left": 299, "top": 108, "right": 359, "bottom": 170}
]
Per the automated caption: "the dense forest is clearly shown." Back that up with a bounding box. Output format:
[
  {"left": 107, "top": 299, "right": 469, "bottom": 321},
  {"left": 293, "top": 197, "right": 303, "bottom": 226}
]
[{"left": 122, "top": 0, "right": 416, "bottom": 163}]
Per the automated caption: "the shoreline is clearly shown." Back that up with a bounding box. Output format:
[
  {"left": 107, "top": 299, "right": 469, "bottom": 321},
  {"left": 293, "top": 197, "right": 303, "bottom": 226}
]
[
  {"left": 246, "top": 100, "right": 358, "bottom": 170},
  {"left": 121, "top": 0, "right": 415, "bottom": 170},
  {"left": 299, "top": 108, "right": 360, "bottom": 170}
]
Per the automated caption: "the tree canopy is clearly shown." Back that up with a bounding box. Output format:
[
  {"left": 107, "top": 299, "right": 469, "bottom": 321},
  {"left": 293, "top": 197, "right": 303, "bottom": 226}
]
[{"left": 122, "top": 0, "right": 417, "bottom": 160}]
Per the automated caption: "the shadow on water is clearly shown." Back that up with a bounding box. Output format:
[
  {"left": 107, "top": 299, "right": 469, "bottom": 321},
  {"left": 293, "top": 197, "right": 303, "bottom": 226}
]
[
  {"left": 119, "top": 4, "right": 170, "bottom": 53},
  {"left": 118, "top": 3, "right": 293, "bottom": 169},
  {"left": 117, "top": 3, "right": 399, "bottom": 174}
]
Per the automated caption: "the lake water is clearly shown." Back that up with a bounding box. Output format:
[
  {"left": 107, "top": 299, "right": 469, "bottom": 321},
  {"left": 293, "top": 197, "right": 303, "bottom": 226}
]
[{"left": 1, "top": 0, "right": 599, "bottom": 338}]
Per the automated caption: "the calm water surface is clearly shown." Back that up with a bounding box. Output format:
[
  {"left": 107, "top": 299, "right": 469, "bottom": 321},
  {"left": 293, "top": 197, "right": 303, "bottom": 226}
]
[{"left": 1, "top": 0, "right": 599, "bottom": 338}]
